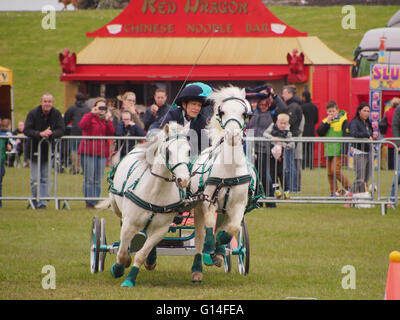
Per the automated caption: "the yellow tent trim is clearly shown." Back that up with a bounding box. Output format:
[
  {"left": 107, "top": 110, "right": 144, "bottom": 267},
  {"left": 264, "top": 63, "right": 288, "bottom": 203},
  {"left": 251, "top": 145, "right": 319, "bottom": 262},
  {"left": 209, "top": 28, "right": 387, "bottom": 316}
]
[
  {"left": 77, "top": 36, "right": 352, "bottom": 66},
  {"left": 0, "top": 66, "right": 13, "bottom": 85}
]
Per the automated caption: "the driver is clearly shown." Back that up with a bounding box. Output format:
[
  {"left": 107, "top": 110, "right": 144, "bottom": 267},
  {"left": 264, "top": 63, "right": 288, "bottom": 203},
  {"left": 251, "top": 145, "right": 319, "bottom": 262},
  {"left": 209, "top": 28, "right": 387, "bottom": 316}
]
[{"left": 148, "top": 82, "right": 213, "bottom": 155}]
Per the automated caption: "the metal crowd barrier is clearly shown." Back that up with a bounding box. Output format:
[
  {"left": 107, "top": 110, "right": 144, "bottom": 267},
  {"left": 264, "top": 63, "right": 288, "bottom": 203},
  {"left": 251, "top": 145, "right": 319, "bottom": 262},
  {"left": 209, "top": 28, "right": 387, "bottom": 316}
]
[
  {"left": 0, "top": 135, "right": 398, "bottom": 215},
  {"left": 245, "top": 136, "right": 398, "bottom": 215}
]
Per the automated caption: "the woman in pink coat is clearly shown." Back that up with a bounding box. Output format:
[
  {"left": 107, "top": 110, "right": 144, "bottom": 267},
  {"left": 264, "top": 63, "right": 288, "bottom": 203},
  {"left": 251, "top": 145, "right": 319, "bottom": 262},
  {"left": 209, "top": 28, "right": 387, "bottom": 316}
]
[{"left": 79, "top": 97, "right": 115, "bottom": 208}]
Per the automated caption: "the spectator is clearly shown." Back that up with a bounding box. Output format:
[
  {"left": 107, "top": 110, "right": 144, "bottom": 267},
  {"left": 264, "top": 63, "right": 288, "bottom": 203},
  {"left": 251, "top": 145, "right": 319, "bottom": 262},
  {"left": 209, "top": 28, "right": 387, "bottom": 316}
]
[
  {"left": 263, "top": 113, "right": 294, "bottom": 200},
  {"left": 380, "top": 97, "right": 400, "bottom": 170},
  {"left": 107, "top": 98, "right": 120, "bottom": 129},
  {"left": 389, "top": 97, "right": 400, "bottom": 207},
  {"left": 149, "top": 82, "right": 212, "bottom": 155},
  {"left": 301, "top": 90, "right": 319, "bottom": 169},
  {"left": 11, "top": 121, "right": 27, "bottom": 168},
  {"left": 24, "top": 93, "right": 65, "bottom": 209},
  {"left": 119, "top": 91, "right": 144, "bottom": 130},
  {"left": 282, "top": 85, "right": 303, "bottom": 192},
  {"left": 115, "top": 110, "right": 146, "bottom": 160},
  {"left": 78, "top": 97, "right": 115, "bottom": 209},
  {"left": 247, "top": 86, "right": 288, "bottom": 207},
  {"left": 0, "top": 120, "right": 11, "bottom": 207},
  {"left": 63, "top": 92, "right": 91, "bottom": 174},
  {"left": 143, "top": 88, "right": 171, "bottom": 131},
  {"left": 317, "top": 100, "right": 352, "bottom": 197},
  {"left": 0, "top": 118, "right": 15, "bottom": 167},
  {"left": 349, "top": 102, "right": 378, "bottom": 188}
]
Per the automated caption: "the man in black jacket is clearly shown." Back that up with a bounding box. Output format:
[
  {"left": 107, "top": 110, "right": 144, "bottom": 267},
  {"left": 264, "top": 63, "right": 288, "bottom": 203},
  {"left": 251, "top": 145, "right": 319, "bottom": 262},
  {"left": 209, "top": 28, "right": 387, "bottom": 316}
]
[
  {"left": 142, "top": 88, "right": 171, "bottom": 131},
  {"left": 63, "top": 92, "right": 90, "bottom": 174},
  {"left": 282, "top": 85, "right": 303, "bottom": 192},
  {"left": 24, "top": 93, "right": 65, "bottom": 209},
  {"left": 301, "top": 90, "right": 319, "bottom": 169}
]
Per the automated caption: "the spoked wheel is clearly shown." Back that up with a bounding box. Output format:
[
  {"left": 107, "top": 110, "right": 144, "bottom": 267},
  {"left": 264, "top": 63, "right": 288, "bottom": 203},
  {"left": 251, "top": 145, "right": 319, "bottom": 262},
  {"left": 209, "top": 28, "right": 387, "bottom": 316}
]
[
  {"left": 90, "top": 216, "right": 101, "bottom": 274},
  {"left": 236, "top": 219, "right": 250, "bottom": 275},
  {"left": 99, "top": 218, "right": 106, "bottom": 272}
]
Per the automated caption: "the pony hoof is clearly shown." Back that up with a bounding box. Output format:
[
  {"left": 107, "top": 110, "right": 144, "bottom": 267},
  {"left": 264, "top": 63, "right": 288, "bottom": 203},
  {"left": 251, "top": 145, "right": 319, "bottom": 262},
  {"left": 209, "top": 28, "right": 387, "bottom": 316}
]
[
  {"left": 214, "top": 254, "right": 224, "bottom": 268},
  {"left": 121, "top": 279, "right": 135, "bottom": 288},
  {"left": 124, "top": 256, "right": 132, "bottom": 268},
  {"left": 144, "top": 262, "right": 157, "bottom": 271},
  {"left": 110, "top": 263, "right": 125, "bottom": 278},
  {"left": 191, "top": 272, "right": 203, "bottom": 283}
]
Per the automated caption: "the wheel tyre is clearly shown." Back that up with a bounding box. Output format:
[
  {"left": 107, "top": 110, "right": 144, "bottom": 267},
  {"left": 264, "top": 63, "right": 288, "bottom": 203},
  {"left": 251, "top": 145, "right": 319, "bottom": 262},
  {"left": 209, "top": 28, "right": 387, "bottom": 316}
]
[
  {"left": 99, "top": 218, "right": 106, "bottom": 272},
  {"left": 90, "top": 216, "right": 101, "bottom": 274},
  {"left": 237, "top": 219, "right": 250, "bottom": 275}
]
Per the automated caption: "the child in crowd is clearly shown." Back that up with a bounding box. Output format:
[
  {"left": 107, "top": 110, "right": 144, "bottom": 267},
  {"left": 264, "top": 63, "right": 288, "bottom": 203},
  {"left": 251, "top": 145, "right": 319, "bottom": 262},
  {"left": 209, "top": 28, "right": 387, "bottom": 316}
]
[
  {"left": 317, "top": 100, "right": 352, "bottom": 197},
  {"left": 263, "top": 113, "right": 294, "bottom": 200}
]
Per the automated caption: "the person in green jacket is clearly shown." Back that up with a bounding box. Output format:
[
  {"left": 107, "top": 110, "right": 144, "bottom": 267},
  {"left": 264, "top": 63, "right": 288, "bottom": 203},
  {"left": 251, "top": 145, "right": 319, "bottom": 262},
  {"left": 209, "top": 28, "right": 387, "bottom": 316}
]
[{"left": 317, "top": 100, "right": 352, "bottom": 197}]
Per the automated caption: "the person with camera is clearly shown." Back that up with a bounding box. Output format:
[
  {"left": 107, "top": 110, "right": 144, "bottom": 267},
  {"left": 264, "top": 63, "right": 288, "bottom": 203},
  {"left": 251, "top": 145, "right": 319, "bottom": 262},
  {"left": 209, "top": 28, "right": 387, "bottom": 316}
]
[
  {"left": 114, "top": 110, "right": 146, "bottom": 162},
  {"left": 78, "top": 97, "right": 115, "bottom": 208}
]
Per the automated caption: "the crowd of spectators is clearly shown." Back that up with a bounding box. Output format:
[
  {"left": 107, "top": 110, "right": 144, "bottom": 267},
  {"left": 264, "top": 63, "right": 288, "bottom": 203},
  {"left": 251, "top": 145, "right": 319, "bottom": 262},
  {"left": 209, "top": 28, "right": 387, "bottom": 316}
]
[{"left": 0, "top": 84, "right": 399, "bottom": 209}]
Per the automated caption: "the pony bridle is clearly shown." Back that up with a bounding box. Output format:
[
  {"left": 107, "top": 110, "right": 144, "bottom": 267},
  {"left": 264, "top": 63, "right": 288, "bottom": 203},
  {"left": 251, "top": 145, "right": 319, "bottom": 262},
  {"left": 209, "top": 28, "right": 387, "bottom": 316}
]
[
  {"left": 217, "top": 96, "right": 252, "bottom": 131},
  {"left": 151, "top": 134, "right": 190, "bottom": 188}
]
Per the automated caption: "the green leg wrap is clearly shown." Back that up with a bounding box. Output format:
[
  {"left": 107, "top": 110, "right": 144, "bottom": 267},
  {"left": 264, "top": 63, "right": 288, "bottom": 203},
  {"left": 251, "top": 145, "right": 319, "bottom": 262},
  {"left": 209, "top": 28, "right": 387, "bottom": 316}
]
[
  {"left": 203, "top": 227, "right": 215, "bottom": 254},
  {"left": 191, "top": 253, "right": 203, "bottom": 273},
  {"left": 121, "top": 266, "right": 139, "bottom": 288},
  {"left": 110, "top": 262, "right": 125, "bottom": 278},
  {"left": 146, "top": 246, "right": 157, "bottom": 266},
  {"left": 215, "top": 230, "right": 232, "bottom": 256}
]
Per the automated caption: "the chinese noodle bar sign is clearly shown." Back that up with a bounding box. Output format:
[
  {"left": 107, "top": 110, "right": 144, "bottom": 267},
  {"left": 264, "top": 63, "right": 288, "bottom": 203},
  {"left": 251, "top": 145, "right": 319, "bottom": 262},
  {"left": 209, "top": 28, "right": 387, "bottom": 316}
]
[
  {"left": 370, "top": 64, "right": 400, "bottom": 91},
  {"left": 87, "top": 0, "right": 306, "bottom": 37}
]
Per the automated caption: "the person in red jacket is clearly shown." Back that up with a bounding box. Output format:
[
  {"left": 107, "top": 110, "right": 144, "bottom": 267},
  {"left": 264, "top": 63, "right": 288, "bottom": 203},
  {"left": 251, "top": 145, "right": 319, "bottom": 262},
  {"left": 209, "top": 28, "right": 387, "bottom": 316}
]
[{"left": 79, "top": 97, "right": 115, "bottom": 208}]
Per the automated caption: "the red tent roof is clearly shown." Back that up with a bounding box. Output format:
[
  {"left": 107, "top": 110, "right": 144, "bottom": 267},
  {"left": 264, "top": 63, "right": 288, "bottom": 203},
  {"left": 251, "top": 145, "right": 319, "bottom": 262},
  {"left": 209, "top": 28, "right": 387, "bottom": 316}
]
[{"left": 86, "top": 0, "right": 307, "bottom": 38}]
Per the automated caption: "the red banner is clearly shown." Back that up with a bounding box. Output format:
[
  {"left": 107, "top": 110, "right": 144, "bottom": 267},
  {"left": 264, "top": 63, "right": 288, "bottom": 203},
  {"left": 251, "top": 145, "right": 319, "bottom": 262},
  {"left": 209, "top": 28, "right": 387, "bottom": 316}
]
[{"left": 86, "top": 0, "right": 307, "bottom": 38}]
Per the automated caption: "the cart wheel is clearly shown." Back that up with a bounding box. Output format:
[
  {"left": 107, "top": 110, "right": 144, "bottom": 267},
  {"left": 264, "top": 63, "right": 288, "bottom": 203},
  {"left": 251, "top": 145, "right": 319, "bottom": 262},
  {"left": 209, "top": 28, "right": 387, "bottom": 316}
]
[
  {"left": 99, "top": 218, "right": 107, "bottom": 272},
  {"left": 90, "top": 216, "right": 101, "bottom": 274},
  {"left": 237, "top": 219, "right": 250, "bottom": 275},
  {"left": 224, "top": 241, "right": 232, "bottom": 273}
]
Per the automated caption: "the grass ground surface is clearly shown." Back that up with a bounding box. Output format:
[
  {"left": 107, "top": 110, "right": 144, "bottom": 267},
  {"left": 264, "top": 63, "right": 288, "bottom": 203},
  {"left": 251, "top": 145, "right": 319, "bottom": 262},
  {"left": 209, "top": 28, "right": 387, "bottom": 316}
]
[
  {"left": 0, "top": 6, "right": 399, "bottom": 123},
  {"left": 0, "top": 201, "right": 398, "bottom": 300}
]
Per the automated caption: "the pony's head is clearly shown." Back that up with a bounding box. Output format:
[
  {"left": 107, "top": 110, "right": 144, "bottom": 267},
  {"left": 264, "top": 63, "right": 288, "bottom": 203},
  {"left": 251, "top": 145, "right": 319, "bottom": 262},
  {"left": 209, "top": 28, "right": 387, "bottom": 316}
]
[
  {"left": 208, "top": 86, "right": 252, "bottom": 146},
  {"left": 155, "top": 122, "right": 191, "bottom": 189}
]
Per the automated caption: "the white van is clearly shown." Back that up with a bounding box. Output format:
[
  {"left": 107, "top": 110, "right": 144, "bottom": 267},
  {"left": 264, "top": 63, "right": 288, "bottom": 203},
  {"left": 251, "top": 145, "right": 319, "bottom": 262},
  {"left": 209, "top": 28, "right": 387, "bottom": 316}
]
[{"left": 352, "top": 10, "right": 400, "bottom": 78}]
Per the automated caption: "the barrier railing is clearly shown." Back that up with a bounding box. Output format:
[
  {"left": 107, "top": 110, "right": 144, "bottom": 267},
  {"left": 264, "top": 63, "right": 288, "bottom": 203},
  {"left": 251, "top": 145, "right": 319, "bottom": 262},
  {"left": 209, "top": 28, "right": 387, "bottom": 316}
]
[
  {"left": 0, "top": 135, "right": 398, "bottom": 214},
  {"left": 245, "top": 136, "right": 398, "bottom": 215}
]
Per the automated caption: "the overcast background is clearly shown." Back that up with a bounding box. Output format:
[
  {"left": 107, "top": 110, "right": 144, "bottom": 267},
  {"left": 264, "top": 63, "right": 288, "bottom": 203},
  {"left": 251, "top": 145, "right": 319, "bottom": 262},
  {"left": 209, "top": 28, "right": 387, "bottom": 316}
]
[{"left": 0, "top": 0, "right": 74, "bottom": 11}]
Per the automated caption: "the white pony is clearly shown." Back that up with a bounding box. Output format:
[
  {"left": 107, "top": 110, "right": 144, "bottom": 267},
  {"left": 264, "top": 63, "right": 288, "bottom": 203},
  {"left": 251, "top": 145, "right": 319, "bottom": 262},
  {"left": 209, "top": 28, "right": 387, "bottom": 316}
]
[
  {"left": 189, "top": 86, "right": 255, "bottom": 282},
  {"left": 97, "top": 123, "right": 191, "bottom": 287}
]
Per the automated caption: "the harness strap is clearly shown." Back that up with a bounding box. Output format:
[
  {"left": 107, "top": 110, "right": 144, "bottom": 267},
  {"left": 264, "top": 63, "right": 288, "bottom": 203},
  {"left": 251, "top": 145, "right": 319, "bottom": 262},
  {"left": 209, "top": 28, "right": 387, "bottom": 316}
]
[
  {"left": 205, "top": 174, "right": 252, "bottom": 187},
  {"left": 205, "top": 174, "right": 252, "bottom": 206},
  {"left": 124, "top": 190, "right": 185, "bottom": 214}
]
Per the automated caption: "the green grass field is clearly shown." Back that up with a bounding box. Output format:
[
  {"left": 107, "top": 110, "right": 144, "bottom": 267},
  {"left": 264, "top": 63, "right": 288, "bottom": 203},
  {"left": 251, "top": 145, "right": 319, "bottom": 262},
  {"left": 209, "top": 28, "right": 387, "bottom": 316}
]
[
  {"left": 0, "top": 201, "right": 397, "bottom": 300},
  {"left": 0, "top": 6, "right": 399, "bottom": 123}
]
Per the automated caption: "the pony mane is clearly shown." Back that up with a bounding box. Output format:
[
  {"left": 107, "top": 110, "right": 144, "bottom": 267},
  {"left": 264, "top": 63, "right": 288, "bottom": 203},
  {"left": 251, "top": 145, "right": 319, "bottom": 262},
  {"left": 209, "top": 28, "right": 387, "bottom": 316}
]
[
  {"left": 207, "top": 86, "right": 247, "bottom": 146},
  {"left": 132, "top": 122, "right": 187, "bottom": 166}
]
